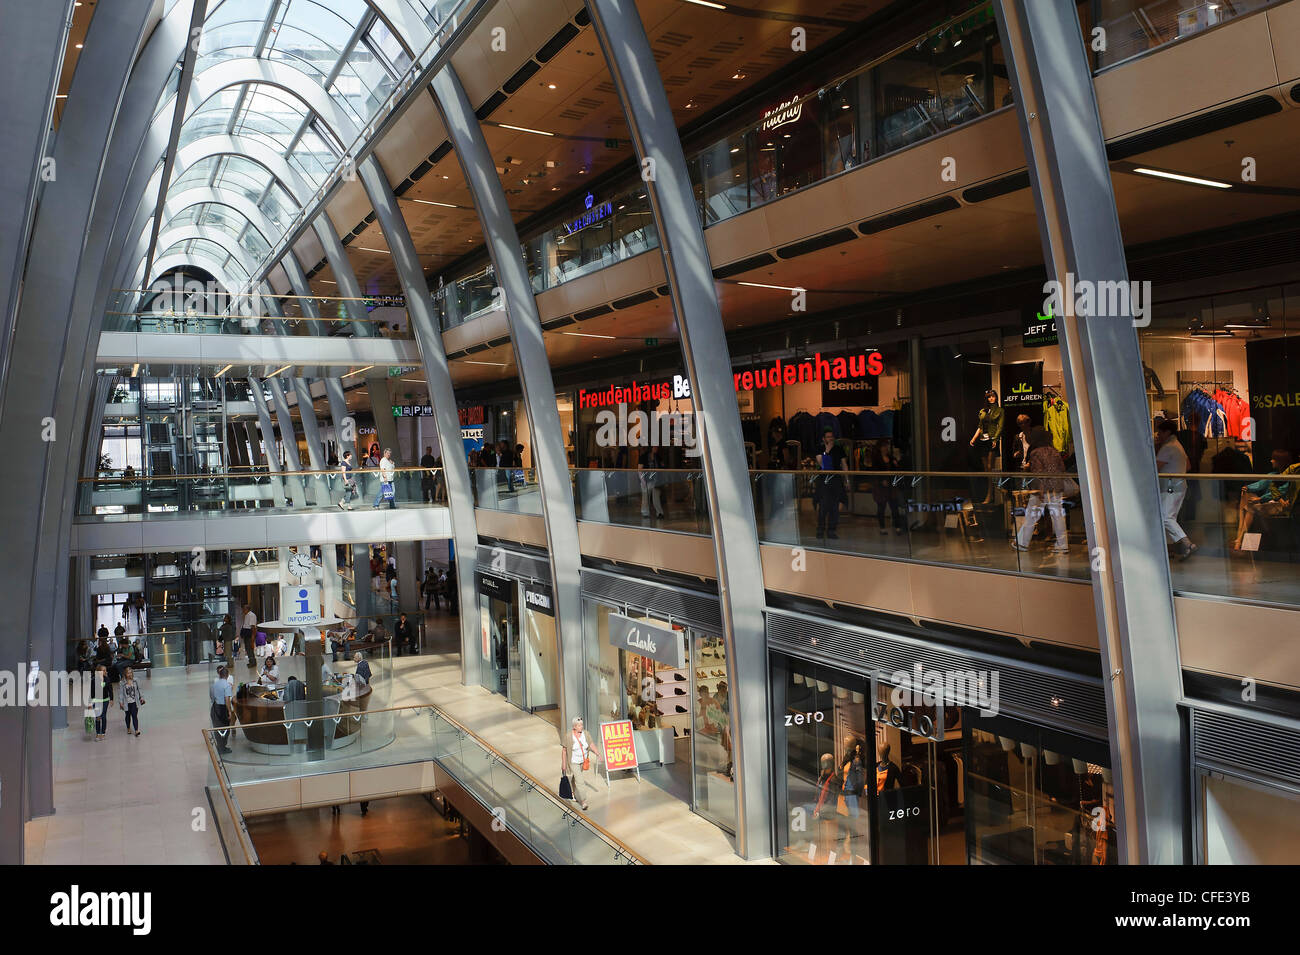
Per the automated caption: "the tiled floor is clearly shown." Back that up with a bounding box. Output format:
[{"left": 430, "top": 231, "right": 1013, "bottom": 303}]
[{"left": 28, "top": 608, "right": 754, "bottom": 865}]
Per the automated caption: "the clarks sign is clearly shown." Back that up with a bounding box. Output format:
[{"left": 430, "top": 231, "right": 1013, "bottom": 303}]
[{"left": 608, "top": 613, "right": 684, "bottom": 667}]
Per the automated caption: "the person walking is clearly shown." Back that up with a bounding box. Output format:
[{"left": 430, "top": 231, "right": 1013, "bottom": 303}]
[
  {"left": 1013, "top": 428, "right": 1070, "bottom": 555},
  {"left": 119, "top": 666, "right": 145, "bottom": 737},
  {"left": 337, "top": 450, "right": 359, "bottom": 510},
  {"left": 371, "top": 447, "right": 397, "bottom": 509},
  {"left": 92, "top": 664, "right": 111, "bottom": 741},
  {"left": 561, "top": 717, "right": 603, "bottom": 811},
  {"left": 241, "top": 604, "right": 257, "bottom": 668},
  {"left": 420, "top": 445, "right": 437, "bottom": 503},
  {"left": 218, "top": 613, "right": 235, "bottom": 665},
  {"left": 423, "top": 566, "right": 439, "bottom": 611},
  {"left": 1155, "top": 419, "right": 1198, "bottom": 561},
  {"left": 210, "top": 665, "right": 234, "bottom": 754}
]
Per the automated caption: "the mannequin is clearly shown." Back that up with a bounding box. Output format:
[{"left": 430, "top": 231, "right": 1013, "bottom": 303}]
[{"left": 969, "top": 389, "right": 1004, "bottom": 504}]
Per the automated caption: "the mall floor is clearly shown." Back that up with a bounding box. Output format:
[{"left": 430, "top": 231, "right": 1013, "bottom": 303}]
[
  {"left": 246, "top": 794, "right": 471, "bottom": 865},
  {"left": 27, "top": 606, "right": 751, "bottom": 865}
]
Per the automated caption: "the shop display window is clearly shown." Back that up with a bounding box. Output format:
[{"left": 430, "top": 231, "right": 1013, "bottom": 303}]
[
  {"left": 965, "top": 712, "right": 1115, "bottom": 865},
  {"left": 1140, "top": 286, "right": 1300, "bottom": 605}
]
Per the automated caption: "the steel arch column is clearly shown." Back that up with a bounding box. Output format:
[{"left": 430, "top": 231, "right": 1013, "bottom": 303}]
[
  {"left": 249, "top": 376, "right": 289, "bottom": 506},
  {"left": 585, "top": 0, "right": 771, "bottom": 859},
  {"left": 0, "top": 0, "right": 157, "bottom": 865},
  {"left": 265, "top": 376, "right": 308, "bottom": 507},
  {"left": 993, "top": 0, "right": 1186, "bottom": 863},
  {"left": 354, "top": 154, "right": 483, "bottom": 680},
  {"left": 425, "top": 72, "right": 585, "bottom": 733},
  {"left": 280, "top": 252, "right": 330, "bottom": 336},
  {"left": 0, "top": 0, "right": 71, "bottom": 383}
]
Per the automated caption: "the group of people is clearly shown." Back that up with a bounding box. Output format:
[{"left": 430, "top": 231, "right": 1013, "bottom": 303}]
[
  {"left": 84, "top": 636, "right": 147, "bottom": 742},
  {"left": 337, "top": 445, "right": 398, "bottom": 511},
  {"left": 421, "top": 564, "right": 456, "bottom": 612}
]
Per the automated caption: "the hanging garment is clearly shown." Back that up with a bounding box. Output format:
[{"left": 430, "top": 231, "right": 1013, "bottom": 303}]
[
  {"left": 857, "top": 409, "right": 883, "bottom": 439},
  {"left": 1044, "top": 397, "right": 1072, "bottom": 452},
  {"left": 1211, "top": 389, "right": 1249, "bottom": 438},
  {"left": 1180, "top": 389, "right": 1227, "bottom": 438},
  {"left": 837, "top": 410, "right": 859, "bottom": 440},
  {"left": 787, "top": 411, "right": 818, "bottom": 451},
  {"left": 815, "top": 411, "right": 841, "bottom": 439}
]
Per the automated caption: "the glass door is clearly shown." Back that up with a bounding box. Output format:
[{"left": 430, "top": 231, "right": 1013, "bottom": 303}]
[
  {"left": 505, "top": 582, "right": 524, "bottom": 709},
  {"left": 690, "top": 631, "right": 736, "bottom": 832}
]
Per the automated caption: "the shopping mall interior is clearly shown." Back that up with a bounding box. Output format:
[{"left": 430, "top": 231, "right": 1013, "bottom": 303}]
[{"left": 2, "top": 0, "right": 1300, "bottom": 870}]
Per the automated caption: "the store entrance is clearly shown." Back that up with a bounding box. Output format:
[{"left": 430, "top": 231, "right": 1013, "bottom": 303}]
[
  {"left": 587, "top": 604, "right": 737, "bottom": 834},
  {"left": 477, "top": 573, "right": 521, "bottom": 709}
]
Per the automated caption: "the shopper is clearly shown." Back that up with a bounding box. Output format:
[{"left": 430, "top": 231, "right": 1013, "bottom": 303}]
[
  {"left": 241, "top": 604, "right": 257, "bottom": 668},
  {"left": 1013, "top": 428, "right": 1070, "bottom": 555},
  {"left": 423, "top": 566, "right": 440, "bottom": 611},
  {"left": 92, "top": 664, "right": 111, "bottom": 741},
  {"left": 1155, "top": 419, "right": 1198, "bottom": 560},
  {"left": 1232, "top": 448, "right": 1300, "bottom": 552},
  {"left": 210, "top": 665, "right": 234, "bottom": 754},
  {"left": 420, "top": 445, "right": 437, "bottom": 503},
  {"left": 261, "top": 654, "right": 279, "bottom": 684},
  {"left": 394, "top": 612, "right": 415, "bottom": 656},
  {"left": 1010, "top": 413, "right": 1033, "bottom": 470},
  {"left": 218, "top": 613, "right": 235, "bottom": 665},
  {"left": 561, "top": 717, "right": 602, "bottom": 811},
  {"left": 97, "top": 623, "right": 109, "bottom": 644},
  {"left": 371, "top": 447, "right": 397, "bottom": 509},
  {"left": 815, "top": 427, "right": 848, "bottom": 540},
  {"left": 869, "top": 443, "right": 905, "bottom": 535},
  {"left": 353, "top": 651, "right": 372, "bottom": 685},
  {"left": 118, "top": 666, "right": 145, "bottom": 737},
  {"left": 337, "top": 450, "right": 359, "bottom": 510}
]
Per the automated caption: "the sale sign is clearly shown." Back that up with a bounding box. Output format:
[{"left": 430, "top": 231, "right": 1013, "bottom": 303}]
[{"left": 600, "top": 720, "right": 639, "bottom": 772}]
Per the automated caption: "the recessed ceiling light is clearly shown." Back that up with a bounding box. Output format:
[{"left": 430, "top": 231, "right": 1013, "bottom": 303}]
[
  {"left": 547, "top": 83, "right": 557, "bottom": 90},
  {"left": 731, "top": 72, "right": 745, "bottom": 80},
  {"left": 1132, "top": 167, "right": 1232, "bottom": 189},
  {"left": 498, "top": 123, "right": 554, "bottom": 137},
  {"left": 729, "top": 146, "right": 740, "bottom": 154},
  {"left": 75, "top": 43, "right": 83, "bottom": 49}
]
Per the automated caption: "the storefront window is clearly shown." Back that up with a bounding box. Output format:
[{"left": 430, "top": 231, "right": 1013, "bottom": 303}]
[
  {"left": 965, "top": 712, "right": 1116, "bottom": 865},
  {"left": 1140, "top": 286, "right": 1300, "bottom": 605},
  {"left": 584, "top": 600, "right": 736, "bottom": 834},
  {"left": 477, "top": 573, "right": 519, "bottom": 706}
]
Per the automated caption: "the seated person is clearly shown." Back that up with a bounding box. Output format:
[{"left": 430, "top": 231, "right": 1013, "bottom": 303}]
[
  {"left": 369, "top": 617, "right": 388, "bottom": 642},
  {"left": 320, "top": 660, "right": 335, "bottom": 683},
  {"left": 1234, "top": 449, "right": 1300, "bottom": 551},
  {"left": 260, "top": 654, "right": 280, "bottom": 685},
  {"left": 282, "top": 675, "right": 305, "bottom": 702}
]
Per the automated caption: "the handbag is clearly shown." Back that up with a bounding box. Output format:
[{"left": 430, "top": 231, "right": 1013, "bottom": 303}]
[
  {"left": 1062, "top": 477, "right": 1081, "bottom": 497},
  {"left": 381, "top": 481, "right": 395, "bottom": 501},
  {"left": 558, "top": 773, "right": 573, "bottom": 801},
  {"left": 582, "top": 756, "right": 591, "bottom": 771}
]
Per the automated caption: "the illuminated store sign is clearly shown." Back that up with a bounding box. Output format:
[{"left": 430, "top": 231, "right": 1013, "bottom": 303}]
[
  {"left": 761, "top": 93, "right": 806, "bottom": 132},
  {"left": 578, "top": 352, "right": 883, "bottom": 409},
  {"left": 563, "top": 192, "right": 614, "bottom": 236}
]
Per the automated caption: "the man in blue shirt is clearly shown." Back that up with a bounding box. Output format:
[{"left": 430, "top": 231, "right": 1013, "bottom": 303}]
[{"left": 210, "top": 666, "right": 234, "bottom": 754}]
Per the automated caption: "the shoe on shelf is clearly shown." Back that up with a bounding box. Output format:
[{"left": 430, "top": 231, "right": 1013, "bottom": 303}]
[
  {"left": 673, "top": 672, "right": 686, "bottom": 681},
  {"left": 674, "top": 687, "right": 686, "bottom": 695},
  {"left": 697, "top": 670, "right": 708, "bottom": 679},
  {"left": 675, "top": 705, "right": 688, "bottom": 713}
]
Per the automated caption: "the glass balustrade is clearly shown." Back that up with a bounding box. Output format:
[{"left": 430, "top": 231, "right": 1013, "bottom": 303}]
[
  {"left": 1092, "top": 0, "right": 1284, "bottom": 70},
  {"left": 427, "top": 707, "right": 642, "bottom": 864},
  {"left": 572, "top": 468, "right": 711, "bottom": 535},
  {"left": 77, "top": 465, "right": 446, "bottom": 517},
  {"left": 467, "top": 466, "right": 544, "bottom": 514},
  {"left": 1164, "top": 473, "right": 1300, "bottom": 607},
  {"left": 103, "top": 287, "right": 414, "bottom": 339}
]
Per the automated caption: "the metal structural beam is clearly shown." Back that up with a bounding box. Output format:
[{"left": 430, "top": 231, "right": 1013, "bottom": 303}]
[
  {"left": 585, "top": 0, "right": 771, "bottom": 858},
  {"left": 0, "top": 0, "right": 157, "bottom": 864},
  {"left": 428, "top": 68, "right": 585, "bottom": 729},
  {"left": 993, "top": 0, "right": 1187, "bottom": 863},
  {"left": 0, "top": 0, "right": 71, "bottom": 387},
  {"left": 355, "top": 153, "right": 483, "bottom": 679}
]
